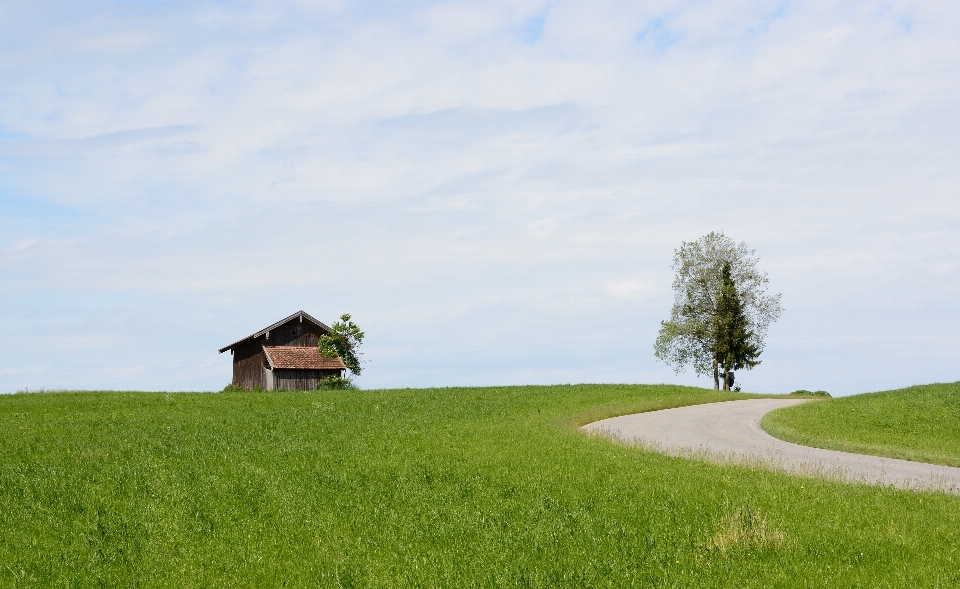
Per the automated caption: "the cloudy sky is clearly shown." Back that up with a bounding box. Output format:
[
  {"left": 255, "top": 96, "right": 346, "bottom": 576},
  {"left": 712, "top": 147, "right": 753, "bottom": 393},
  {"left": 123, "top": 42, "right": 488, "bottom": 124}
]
[{"left": 2, "top": 1, "right": 958, "bottom": 395}]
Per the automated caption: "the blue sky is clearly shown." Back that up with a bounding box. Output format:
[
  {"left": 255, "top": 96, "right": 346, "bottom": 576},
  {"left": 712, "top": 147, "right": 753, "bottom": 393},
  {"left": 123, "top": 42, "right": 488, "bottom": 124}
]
[{"left": 1, "top": 1, "right": 958, "bottom": 395}]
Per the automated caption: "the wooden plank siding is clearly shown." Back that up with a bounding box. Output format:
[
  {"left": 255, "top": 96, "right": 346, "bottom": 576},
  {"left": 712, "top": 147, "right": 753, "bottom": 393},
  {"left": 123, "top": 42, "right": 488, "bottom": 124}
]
[
  {"left": 232, "top": 341, "right": 265, "bottom": 390},
  {"left": 273, "top": 369, "right": 341, "bottom": 391}
]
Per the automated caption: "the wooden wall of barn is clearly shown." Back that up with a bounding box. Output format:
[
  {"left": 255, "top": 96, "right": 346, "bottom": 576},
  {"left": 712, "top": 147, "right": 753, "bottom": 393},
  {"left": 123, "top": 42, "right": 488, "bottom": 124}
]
[
  {"left": 261, "top": 320, "right": 321, "bottom": 347},
  {"left": 231, "top": 341, "right": 264, "bottom": 390},
  {"left": 271, "top": 369, "right": 342, "bottom": 391}
]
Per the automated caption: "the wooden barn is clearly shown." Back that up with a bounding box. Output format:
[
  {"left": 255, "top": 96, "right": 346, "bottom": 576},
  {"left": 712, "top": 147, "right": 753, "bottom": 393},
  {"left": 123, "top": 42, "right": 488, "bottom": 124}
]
[{"left": 218, "top": 311, "right": 346, "bottom": 391}]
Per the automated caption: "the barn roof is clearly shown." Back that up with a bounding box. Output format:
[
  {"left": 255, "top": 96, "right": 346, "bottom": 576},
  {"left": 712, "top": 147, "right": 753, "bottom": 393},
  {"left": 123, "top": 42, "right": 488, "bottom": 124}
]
[
  {"left": 218, "top": 310, "right": 332, "bottom": 353},
  {"left": 263, "top": 346, "right": 347, "bottom": 370}
]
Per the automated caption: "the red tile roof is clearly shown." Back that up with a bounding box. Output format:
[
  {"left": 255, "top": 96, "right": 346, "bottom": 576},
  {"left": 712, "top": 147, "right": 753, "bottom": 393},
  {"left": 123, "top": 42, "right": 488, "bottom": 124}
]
[{"left": 263, "top": 346, "right": 346, "bottom": 370}]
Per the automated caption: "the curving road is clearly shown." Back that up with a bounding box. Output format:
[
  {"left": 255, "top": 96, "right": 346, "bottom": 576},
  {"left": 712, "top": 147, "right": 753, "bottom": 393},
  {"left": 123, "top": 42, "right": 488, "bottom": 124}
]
[{"left": 582, "top": 398, "right": 960, "bottom": 494}]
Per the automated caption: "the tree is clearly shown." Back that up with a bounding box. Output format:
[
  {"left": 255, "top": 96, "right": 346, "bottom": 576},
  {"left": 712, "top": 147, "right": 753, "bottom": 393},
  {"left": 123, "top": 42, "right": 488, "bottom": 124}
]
[
  {"left": 713, "top": 262, "right": 761, "bottom": 390},
  {"left": 318, "top": 314, "right": 365, "bottom": 377},
  {"left": 654, "top": 232, "right": 781, "bottom": 389}
]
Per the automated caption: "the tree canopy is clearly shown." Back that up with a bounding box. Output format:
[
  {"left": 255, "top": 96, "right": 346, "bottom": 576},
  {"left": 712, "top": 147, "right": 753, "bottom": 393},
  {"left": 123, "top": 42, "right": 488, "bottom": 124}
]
[
  {"left": 654, "top": 232, "right": 781, "bottom": 389},
  {"left": 318, "top": 314, "right": 365, "bottom": 377}
]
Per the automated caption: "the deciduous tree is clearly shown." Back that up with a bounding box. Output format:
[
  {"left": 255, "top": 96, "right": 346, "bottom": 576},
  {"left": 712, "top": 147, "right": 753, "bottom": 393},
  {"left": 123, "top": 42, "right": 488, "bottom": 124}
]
[
  {"left": 654, "top": 232, "right": 781, "bottom": 389},
  {"left": 318, "top": 314, "right": 365, "bottom": 377}
]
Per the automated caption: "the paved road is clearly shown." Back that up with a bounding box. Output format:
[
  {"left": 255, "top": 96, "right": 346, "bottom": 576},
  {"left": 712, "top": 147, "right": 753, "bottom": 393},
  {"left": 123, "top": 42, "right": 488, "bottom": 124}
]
[{"left": 582, "top": 398, "right": 960, "bottom": 494}]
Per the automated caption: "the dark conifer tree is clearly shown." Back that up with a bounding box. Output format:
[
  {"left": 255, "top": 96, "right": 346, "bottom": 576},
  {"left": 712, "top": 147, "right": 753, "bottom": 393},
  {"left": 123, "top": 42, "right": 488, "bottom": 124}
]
[{"left": 713, "top": 262, "right": 761, "bottom": 390}]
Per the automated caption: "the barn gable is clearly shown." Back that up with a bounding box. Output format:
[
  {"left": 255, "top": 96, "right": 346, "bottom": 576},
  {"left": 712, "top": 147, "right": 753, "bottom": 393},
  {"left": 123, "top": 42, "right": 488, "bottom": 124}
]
[{"left": 219, "top": 311, "right": 344, "bottom": 391}]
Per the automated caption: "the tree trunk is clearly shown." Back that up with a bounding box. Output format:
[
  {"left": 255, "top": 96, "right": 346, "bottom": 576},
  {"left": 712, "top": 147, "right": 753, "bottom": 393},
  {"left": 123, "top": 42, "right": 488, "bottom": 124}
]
[{"left": 713, "top": 358, "right": 720, "bottom": 390}]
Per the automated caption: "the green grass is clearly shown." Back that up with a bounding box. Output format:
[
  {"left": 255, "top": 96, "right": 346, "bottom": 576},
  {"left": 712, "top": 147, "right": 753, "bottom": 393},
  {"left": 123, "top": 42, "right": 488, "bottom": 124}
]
[
  {"left": 763, "top": 382, "right": 960, "bottom": 468},
  {"left": 2, "top": 384, "right": 959, "bottom": 588}
]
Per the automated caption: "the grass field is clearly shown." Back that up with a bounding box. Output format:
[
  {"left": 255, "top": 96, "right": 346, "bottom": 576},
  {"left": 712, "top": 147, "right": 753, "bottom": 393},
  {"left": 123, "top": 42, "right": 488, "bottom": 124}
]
[
  {"left": 763, "top": 382, "right": 960, "bottom": 468},
  {"left": 2, "top": 384, "right": 960, "bottom": 588}
]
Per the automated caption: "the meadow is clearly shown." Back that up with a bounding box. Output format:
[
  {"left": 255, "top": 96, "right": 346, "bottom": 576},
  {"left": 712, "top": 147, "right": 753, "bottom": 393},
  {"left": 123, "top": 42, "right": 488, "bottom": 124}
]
[
  {"left": 763, "top": 382, "right": 960, "bottom": 467},
  {"left": 2, "top": 384, "right": 959, "bottom": 588}
]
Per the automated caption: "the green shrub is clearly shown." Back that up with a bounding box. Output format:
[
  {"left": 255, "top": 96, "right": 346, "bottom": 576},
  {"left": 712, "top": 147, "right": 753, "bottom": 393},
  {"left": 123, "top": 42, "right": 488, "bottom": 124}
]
[
  {"left": 790, "top": 389, "right": 831, "bottom": 397},
  {"left": 221, "top": 383, "right": 244, "bottom": 393},
  {"left": 316, "top": 375, "right": 356, "bottom": 390}
]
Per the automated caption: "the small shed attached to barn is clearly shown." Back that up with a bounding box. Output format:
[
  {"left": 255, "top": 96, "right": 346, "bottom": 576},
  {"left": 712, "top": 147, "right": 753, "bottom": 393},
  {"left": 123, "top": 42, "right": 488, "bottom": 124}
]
[{"left": 218, "top": 310, "right": 346, "bottom": 391}]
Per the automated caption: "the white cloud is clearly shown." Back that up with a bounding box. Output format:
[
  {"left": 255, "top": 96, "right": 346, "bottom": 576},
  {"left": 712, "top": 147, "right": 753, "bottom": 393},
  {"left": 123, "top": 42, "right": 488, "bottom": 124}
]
[
  {"left": 527, "top": 216, "right": 559, "bottom": 237},
  {"left": 8, "top": 239, "right": 38, "bottom": 252},
  {"left": 102, "top": 365, "right": 146, "bottom": 378},
  {"left": 0, "top": 366, "right": 44, "bottom": 376},
  {"left": 604, "top": 279, "right": 659, "bottom": 300}
]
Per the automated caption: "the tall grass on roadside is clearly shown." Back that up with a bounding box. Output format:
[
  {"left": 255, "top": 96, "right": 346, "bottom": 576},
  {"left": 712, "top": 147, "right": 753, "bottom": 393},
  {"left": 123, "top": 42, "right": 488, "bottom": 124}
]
[{"left": 706, "top": 505, "right": 785, "bottom": 555}]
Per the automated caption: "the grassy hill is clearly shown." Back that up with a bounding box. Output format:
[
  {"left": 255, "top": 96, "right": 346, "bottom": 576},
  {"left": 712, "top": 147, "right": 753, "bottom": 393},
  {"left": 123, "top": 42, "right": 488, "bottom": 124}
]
[
  {"left": 2, "top": 384, "right": 959, "bottom": 588},
  {"left": 763, "top": 382, "right": 960, "bottom": 467}
]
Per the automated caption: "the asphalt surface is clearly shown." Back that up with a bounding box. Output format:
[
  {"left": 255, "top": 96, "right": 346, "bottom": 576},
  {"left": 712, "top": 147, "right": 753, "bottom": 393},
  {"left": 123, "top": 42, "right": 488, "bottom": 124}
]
[{"left": 582, "top": 398, "right": 960, "bottom": 494}]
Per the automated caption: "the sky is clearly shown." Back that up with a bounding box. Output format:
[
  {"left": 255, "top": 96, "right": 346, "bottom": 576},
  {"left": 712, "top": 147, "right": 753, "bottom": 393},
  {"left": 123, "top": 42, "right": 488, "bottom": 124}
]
[{"left": 1, "top": 1, "right": 958, "bottom": 395}]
